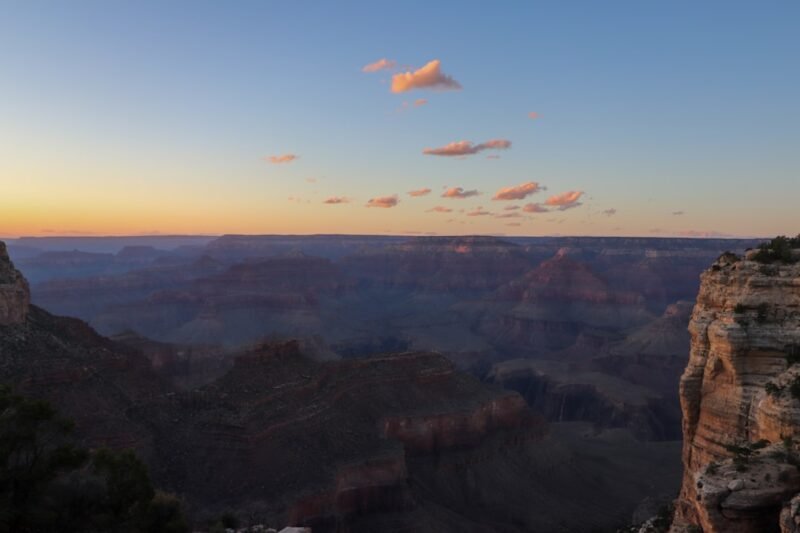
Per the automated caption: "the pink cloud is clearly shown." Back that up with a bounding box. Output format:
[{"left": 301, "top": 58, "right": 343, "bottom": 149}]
[
  {"left": 441, "top": 187, "right": 480, "bottom": 199},
  {"left": 366, "top": 195, "right": 399, "bottom": 208},
  {"left": 523, "top": 203, "right": 549, "bottom": 213},
  {"left": 323, "top": 196, "right": 349, "bottom": 204},
  {"left": 528, "top": 112, "right": 539, "bottom": 120},
  {"left": 492, "top": 181, "right": 545, "bottom": 201},
  {"left": 414, "top": 98, "right": 428, "bottom": 107},
  {"left": 267, "top": 154, "right": 299, "bottom": 164},
  {"left": 408, "top": 188, "right": 432, "bottom": 197},
  {"left": 466, "top": 207, "right": 492, "bottom": 217},
  {"left": 306, "top": 177, "right": 317, "bottom": 183},
  {"left": 506, "top": 222, "right": 522, "bottom": 227},
  {"left": 428, "top": 206, "right": 453, "bottom": 213},
  {"left": 423, "top": 139, "right": 511, "bottom": 157},
  {"left": 495, "top": 212, "right": 522, "bottom": 219},
  {"left": 486, "top": 154, "right": 501, "bottom": 160},
  {"left": 601, "top": 208, "right": 617, "bottom": 216},
  {"left": 362, "top": 58, "right": 397, "bottom": 73},
  {"left": 545, "top": 190, "right": 584, "bottom": 210},
  {"left": 391, "top": 59, "right": 461, "bottom": 93},
  {"left": 672, "top": 210, "right": 685, "bottom": 216},
  {"left": 504, "top": 205, "right": 520, "bottom": 211}
]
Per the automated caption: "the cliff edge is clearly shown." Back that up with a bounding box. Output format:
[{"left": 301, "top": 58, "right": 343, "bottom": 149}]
[
  {"left": 673, "top": 239, "right": 800, "bottom": 532},
  {"left": 0, "top": 242, "right": 29, "bottom": 325}
]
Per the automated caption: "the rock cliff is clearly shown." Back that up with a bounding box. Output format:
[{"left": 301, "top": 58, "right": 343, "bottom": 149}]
[
  {"left": 0, "top": 242, "right": 30, "bottom": 325},
  {"left": 673, "top": 247, "right": 800, "bottom": 532}
]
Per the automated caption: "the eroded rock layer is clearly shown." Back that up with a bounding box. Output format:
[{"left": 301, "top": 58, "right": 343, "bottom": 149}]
[
  {"left": 0, "top": 242, "right": 30, "bottom": 325},
  {"left": 673, "top": 252, "right": 800, "bottom": 532}
]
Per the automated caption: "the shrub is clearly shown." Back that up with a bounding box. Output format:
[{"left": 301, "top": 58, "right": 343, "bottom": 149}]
[
  {"left": 787, "top": 345, "right": 800, "bottom": 366},
  {"left": 790, "top": 376, "right": 800, "bottom": 401},
  {"left": 752, "top": 235, "right": 800, "bottom": 264},
  {"left": 734, "top": 303, "right": 746, "bottom": 314},
  {"left": 756, "top": 303, "right": 769, "bottom": 323},
  {"left": 752, "top": 439, "right": 770, "bottom": 450},
  {"left": 0, "top": 385, "right": 188, "bottom": 533},
  {"left": 765, "top": 382, "right": 784, "bottom": 397},
  {"left": 220, "top": 511, "right": 239, "bottom": 529}
]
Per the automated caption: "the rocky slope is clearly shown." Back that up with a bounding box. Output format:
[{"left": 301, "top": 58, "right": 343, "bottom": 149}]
[{"left": 672, "top": 249, "right": 800, "bottom": 532}]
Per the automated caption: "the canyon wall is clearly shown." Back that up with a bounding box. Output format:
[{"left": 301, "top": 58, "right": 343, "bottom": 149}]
[
  {"left": 0, "top": 242, "right": 29, "bottom": 325},
  {"left": 673, "top": 251, "right": 800, "bottom": 532}
]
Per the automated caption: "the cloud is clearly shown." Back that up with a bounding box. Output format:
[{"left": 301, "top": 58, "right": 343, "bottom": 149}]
[
  {"left": 366, "top": 195, "right": 399, "bottom": 208},
  {"left": 504, "top": 205, "right": 520, "bottom": 211},
  {"left": 423, "top": 139, "right": 511, "bottom": 157},
  {"left": 495, "top": 212, "right": 522, "bottom": 219},
  {"left": 466, "top": 207, "right": 492, "bottom": 217},
  {"left": 362, "top": 58, "right": 396, "bottom": 73},
  {"left": 427, "top": 206, "right": 453, "bottom": 213},
  {"left": 492, "top": 181, "right": 545, "bottom": 201},
  {"left": 486, "top": 154, "right": 501, "bottom": 160},
  {"left": 528, "top": 112, "right": 539, "bottom": 120},
  {"left": 506, "top": 222, "right": 522, "bottom": 227},
  {"left": 414, "top": 98, "right": 427, "bottom": 107},
  {"left": 267, "top": 154, "right": 299, "bottom": 164},
  {"left": 545, "top": 190, "right": 584, "bottom": 210},
  {"left": 522, "top": 203, "right": 549, "bottom": 213},
  {"left": 672, "top": 210, "right": 685, "bottom": 216},
  {"left": 323, "top": 196, "right": 349, "bottom": 204},
  {"left": 601, "top": 208, "right": 617, "bottom": 217},
  {"left": 441, "top": 187, "right": 480, "bottom": 199},
  {"left": 306, "top": 177, "right": 317, "bottom": 183},
  {"left": 391, "top": 59, "right": 461, "bottom": 93},
  {"left": 407, "top": 188, "right": 432, "bottom": 197}
]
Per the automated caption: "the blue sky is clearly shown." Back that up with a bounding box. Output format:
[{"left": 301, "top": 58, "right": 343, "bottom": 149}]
[{"left": 1, "top": 1, "right": 798, "bottom": 237}]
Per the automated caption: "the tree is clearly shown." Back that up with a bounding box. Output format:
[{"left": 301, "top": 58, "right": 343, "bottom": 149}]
[{"left": 0, "top": 386, "right": 188, "bottom": 533}]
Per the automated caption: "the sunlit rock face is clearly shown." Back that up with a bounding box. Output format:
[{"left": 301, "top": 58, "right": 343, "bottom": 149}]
[
  {"left": 0, "top": 242, "right": 30, "bottom": 325},
  {"left": 673, "top": 252, "right": 800, "bottom": 532}
]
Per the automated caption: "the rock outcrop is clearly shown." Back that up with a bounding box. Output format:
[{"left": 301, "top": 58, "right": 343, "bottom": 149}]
[
  {"left": 673, "top": 250, "right": 800, "bottom": 532},
  {"left": 0, "top": 242, "right": 30, "bottom": 325}
]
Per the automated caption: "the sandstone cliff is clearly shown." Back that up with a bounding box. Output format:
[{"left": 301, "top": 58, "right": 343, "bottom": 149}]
[
  {"left": 673, "top": 248, "right": 800, "bottom": 532},
  {"left": 0, "top": 242, "right": 30, "bottom": 325}
]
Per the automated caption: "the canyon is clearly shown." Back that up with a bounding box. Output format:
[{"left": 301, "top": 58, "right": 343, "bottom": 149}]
[
  {"left": 0, "top": 238, "right": 685, "bottom": 531},
  {"left": 2, "top": 234, "right": 777, "bottom": 531}
]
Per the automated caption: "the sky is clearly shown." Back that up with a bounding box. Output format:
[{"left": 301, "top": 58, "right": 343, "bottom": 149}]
[{"left": 1, "top": 1, "right": 798, "bottom": 238}]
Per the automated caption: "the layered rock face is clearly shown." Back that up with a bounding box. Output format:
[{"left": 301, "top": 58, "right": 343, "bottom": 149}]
[
  {"left": 142, "top": 341, "right": 545, "bottom": 529},
  {"left": 673, "top": 252, "right": 800, "bottom": 532},
  {"left": 342, "top": 235, "right": 533, "bottom": 291},
  {"left": 0, "top": 242, "right": 30, "bottom": 325},
  {"left": 489, "top": 249, "right": 653, "bottom": 353}
]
